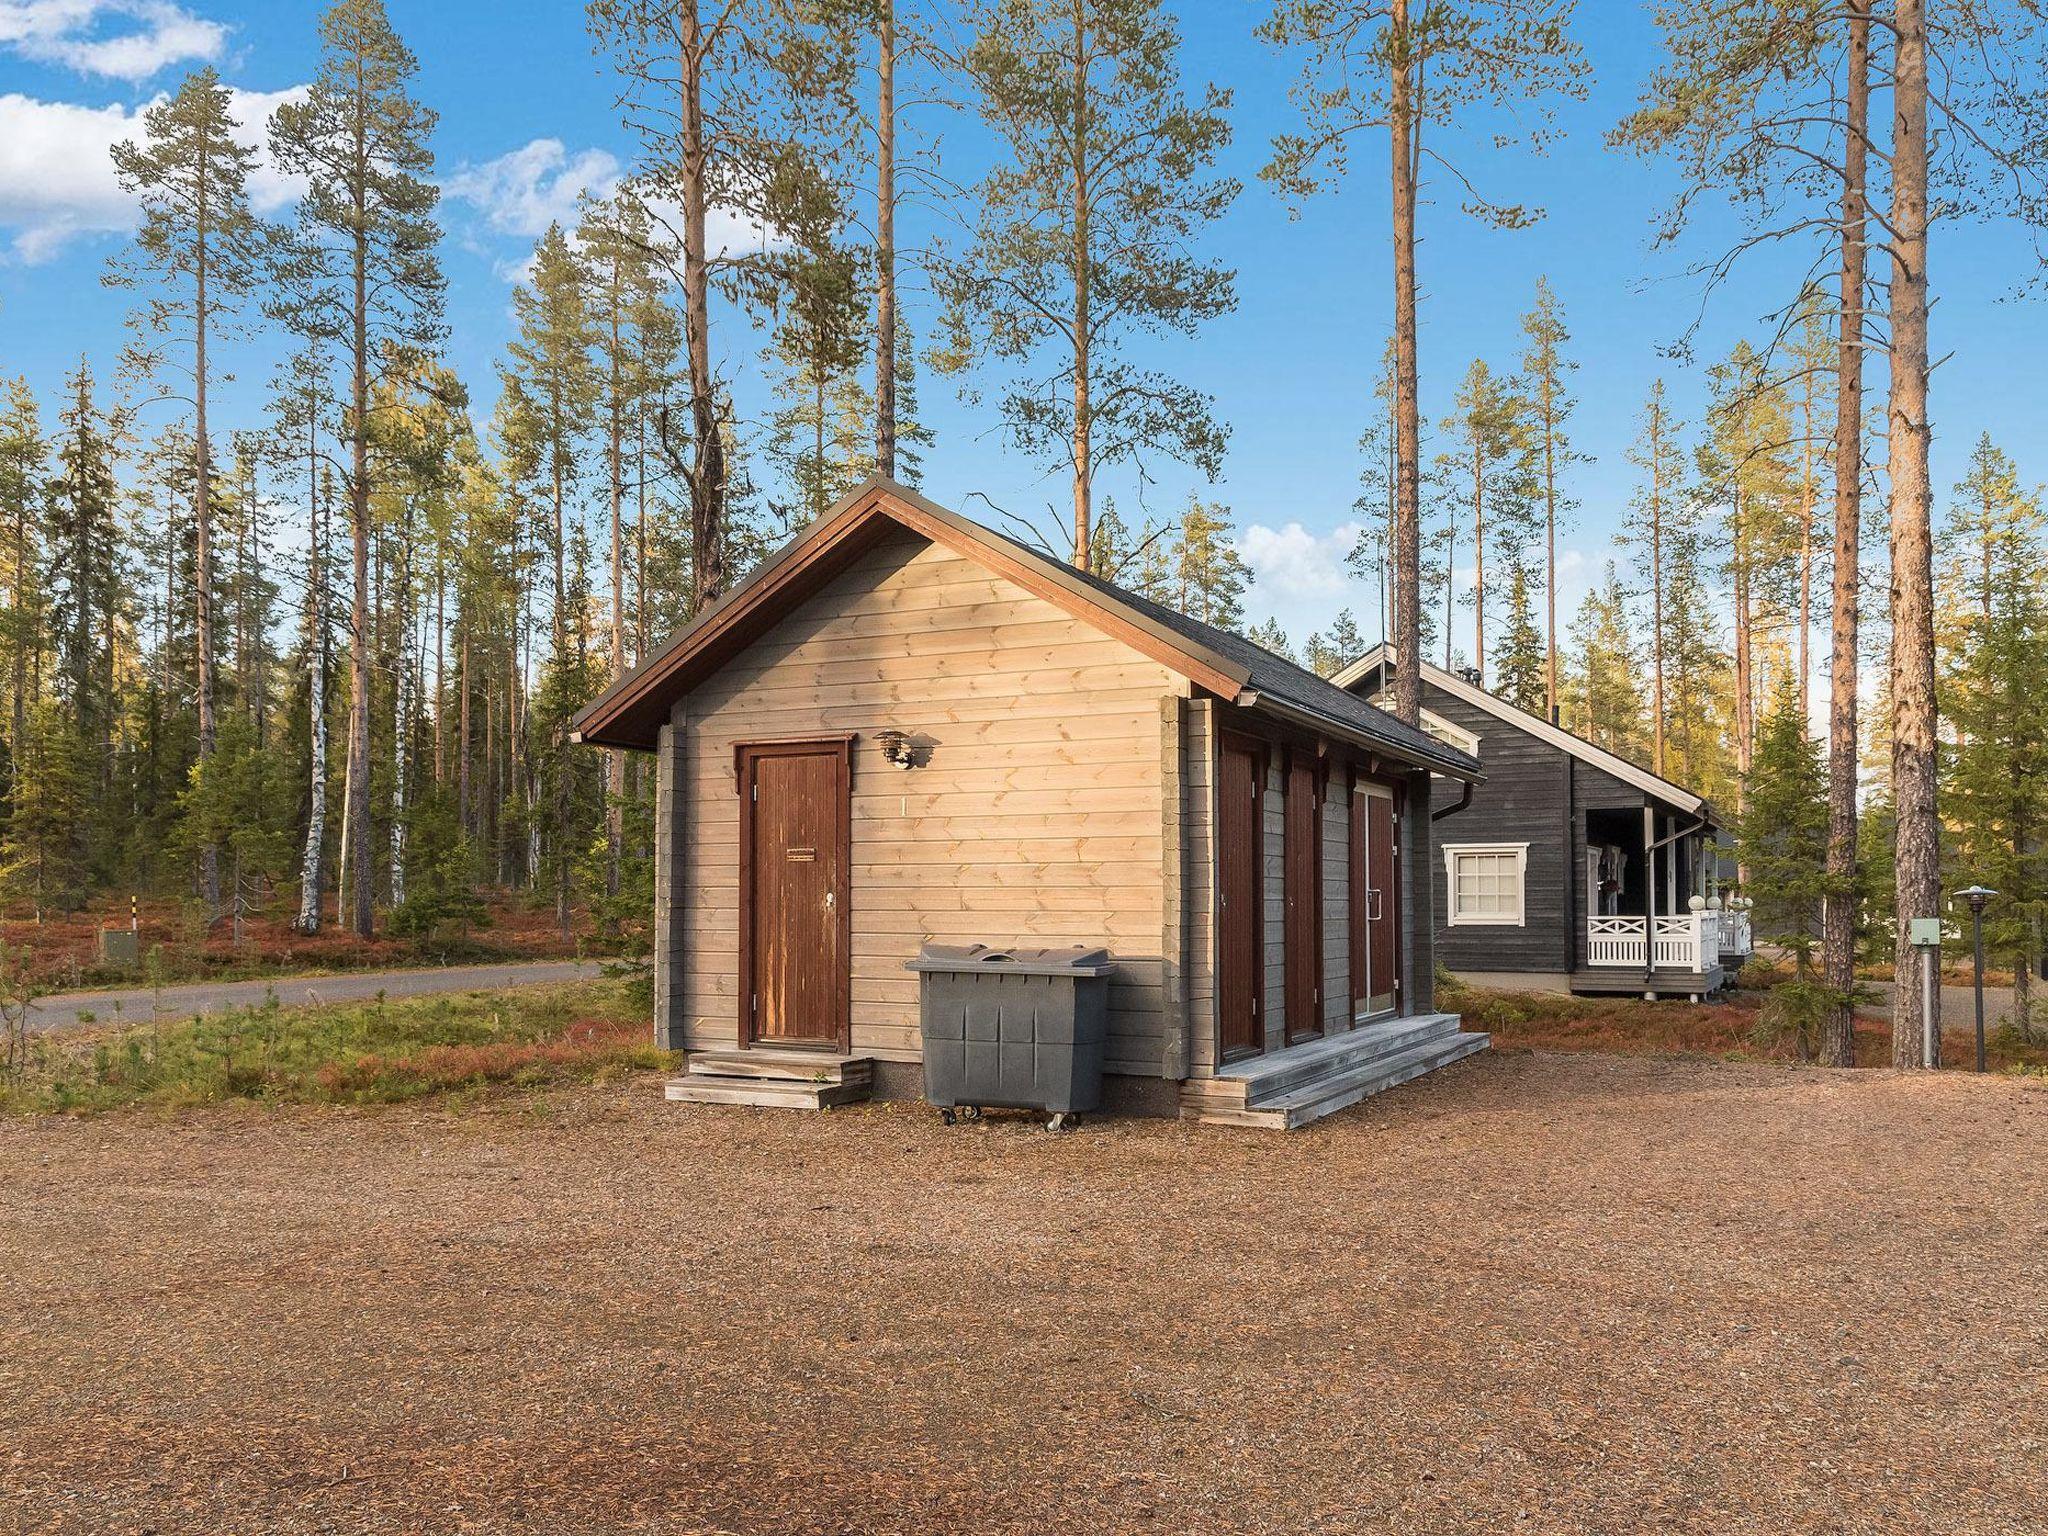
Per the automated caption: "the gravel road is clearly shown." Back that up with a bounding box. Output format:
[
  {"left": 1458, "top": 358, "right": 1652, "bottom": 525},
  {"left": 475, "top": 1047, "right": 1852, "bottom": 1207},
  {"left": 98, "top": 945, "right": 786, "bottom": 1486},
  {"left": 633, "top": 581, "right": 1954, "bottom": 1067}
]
[
  {"left": 26, "top": 959, "right": 603, "bottom": 1032},
  {"left": 1, "top": 1053, "right": 2041, "bottom": 1534}
]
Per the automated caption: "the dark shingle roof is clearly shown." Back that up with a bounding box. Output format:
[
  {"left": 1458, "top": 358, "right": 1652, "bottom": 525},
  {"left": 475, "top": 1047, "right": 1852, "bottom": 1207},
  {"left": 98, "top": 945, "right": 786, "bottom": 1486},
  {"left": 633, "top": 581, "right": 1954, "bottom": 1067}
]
[{"left": 980, "top": 522, "right": 1481, "bottom": 779}]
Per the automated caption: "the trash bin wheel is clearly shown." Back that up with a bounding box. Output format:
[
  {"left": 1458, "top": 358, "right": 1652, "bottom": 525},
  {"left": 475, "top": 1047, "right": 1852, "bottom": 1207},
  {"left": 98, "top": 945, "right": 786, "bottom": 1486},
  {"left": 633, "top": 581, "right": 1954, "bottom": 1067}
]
[
  {"left": 963, "top": 1105, "right": 984, "bottom": 1121},
  {"left": 1046, "top": 1112, "right": 1080, "bottom": 1133},
  {"left": 940, "top": 1107, "right": 958, "bottom": 1126}
]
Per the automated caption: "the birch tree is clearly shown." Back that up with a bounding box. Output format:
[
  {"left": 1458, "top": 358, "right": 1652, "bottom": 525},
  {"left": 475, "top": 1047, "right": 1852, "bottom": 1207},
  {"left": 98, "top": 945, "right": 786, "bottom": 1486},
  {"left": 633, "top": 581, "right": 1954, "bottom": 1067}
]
[
  {"left": 1262, "top": 0, "right": 1585, "bottom": 726},
  {"left": 270, "top": 0, "right": 447, "bottom": 937}
]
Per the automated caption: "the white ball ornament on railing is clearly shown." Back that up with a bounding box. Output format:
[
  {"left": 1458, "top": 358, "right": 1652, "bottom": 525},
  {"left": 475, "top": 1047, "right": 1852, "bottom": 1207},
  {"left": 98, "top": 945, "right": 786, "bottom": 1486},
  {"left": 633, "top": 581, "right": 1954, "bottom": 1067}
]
[{"left": 1689, "top": 895, "right": 1706, "bottom": 912}]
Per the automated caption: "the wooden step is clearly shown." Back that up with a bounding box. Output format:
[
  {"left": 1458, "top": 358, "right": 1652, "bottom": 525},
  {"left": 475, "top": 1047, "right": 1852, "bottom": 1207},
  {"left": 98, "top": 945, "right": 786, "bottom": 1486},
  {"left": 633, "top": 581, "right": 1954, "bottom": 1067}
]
[
  {"left": 664, "top": 1075, "right": 869, "bottom": 1110},
  {"left": 1183, "top": 1030, "right": 1490, "bottom": 1130},
  {"left": 685, "top": 1049, "right": 872, "bottom": 1087},
  {"left": 1219, "top": 1014, "right": 1462, "bottom": 1105}
]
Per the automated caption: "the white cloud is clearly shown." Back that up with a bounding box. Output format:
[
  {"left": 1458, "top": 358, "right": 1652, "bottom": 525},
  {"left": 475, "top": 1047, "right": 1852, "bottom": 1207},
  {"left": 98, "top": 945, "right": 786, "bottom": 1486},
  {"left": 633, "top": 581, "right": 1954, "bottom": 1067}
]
[
  {"left": 1238, "top": 519, "right": 1365, "bottom": 608},
  {"left": 0, "top": 83, "right": 305, "bottom": 263},
  {"left": 0, "top": 0, "right": 226, "bottom": 82},
  {"left": 444, "top": 138, "right": 621, "bottom": 240}
]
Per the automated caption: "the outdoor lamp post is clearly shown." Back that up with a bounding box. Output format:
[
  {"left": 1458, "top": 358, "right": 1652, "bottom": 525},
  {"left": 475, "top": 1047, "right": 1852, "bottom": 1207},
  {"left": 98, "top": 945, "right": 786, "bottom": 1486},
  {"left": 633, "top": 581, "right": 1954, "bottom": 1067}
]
[{"left": 1954, "top": 885, "right": 1998, "bottom": 1074}]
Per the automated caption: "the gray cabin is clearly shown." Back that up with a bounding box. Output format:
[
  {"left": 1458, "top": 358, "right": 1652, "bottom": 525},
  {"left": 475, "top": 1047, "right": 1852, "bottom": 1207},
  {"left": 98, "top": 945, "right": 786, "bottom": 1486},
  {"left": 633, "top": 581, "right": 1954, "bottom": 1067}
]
[
  {"left": 571, "top": 480, "right": 1492, "bottom": 1129},
  {"left": 1332, "top": 646, "right": 1752, "bottom": 1000}
]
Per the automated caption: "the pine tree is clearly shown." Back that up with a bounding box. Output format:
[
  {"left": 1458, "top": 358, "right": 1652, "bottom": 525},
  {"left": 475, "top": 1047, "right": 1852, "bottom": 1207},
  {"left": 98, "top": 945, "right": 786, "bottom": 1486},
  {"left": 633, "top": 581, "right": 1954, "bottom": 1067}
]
[
  {"left": 1564, "top": 565, "right": 1648, "bottom": 760},
  {"left": 1516, "top": 276, "right": 1580, "bottom": 719},
  {"left": 1737, "top": 678, "right": 1833, "bottom": 1055},
  {"left": 1621, "top": 379, "right": 1685, "bottom": 775},
  {"left": 1247, "top": 617, "right": 1295, "bottom": 662},
  {"left": 1739, "top": 680, "right": 1831, "bottom": 972},
  {"left": 0, "top": 697, "right": 92, "bottom": 918},
  {"left": 270, "top": 0, "right": 447, "bottom": 938},
  {"left": 1941, "top": 448, "right": 2048, "bottom": 1040},
  {"left": 0, "top": 379, "right": 48, "bottom": 785},
  {"left": 1264, "top": 3, "right": 1586, "bottom": 725},
  {"left": 110, "top": 65, "right": 271, "bottom": 918},
  {"left": 1172, "top": 497, "right": 1251, "bottom": 632},
  {"left": 1494, "top": 565, "right": 1546, "bottom": 712},
  {"left": 1443, "top": 356, "right": 1528, "bottom": 686},
  {"left": 936, "top": 0, "right": 1237, "bottom": 566}
]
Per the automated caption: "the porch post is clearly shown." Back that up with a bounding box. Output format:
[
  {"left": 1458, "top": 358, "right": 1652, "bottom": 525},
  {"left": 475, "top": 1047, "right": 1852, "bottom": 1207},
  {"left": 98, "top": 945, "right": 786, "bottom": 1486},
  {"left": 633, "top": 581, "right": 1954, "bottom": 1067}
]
[{"left": 1642, "top": 802, "right": 1657, "bottom": 996}]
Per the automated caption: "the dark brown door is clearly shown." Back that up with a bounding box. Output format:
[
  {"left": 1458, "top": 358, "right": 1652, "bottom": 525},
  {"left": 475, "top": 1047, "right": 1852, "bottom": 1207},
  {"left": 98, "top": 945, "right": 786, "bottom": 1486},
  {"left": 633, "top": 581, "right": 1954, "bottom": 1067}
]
[
  {"left": 740, "top": 740, "right": 851, "bottom": 1049},
  {"left": 1216, "top": 736, "right": 1263, "bottom": 1059},
  {"left": 1365, "top": 789, "right": 1399, "bottom": 1014},
  {"left": 1284, "top": 754, "right": 1323, "bottom": 1044}
]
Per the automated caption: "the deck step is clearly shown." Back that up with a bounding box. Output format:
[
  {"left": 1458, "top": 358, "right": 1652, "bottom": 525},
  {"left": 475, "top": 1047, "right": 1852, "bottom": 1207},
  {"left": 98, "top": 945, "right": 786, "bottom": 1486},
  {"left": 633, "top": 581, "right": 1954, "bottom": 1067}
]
[
  {"left": 1214, "top": 1014, "right": 1462, "bottom": 1106},
  {"left": 685, "top": 1049, "right": 872, "bottom": 1086},
  {"left": 667, "top": 1048, "right": 875, "bottom": 1110},
  {"left": 664, "top": 1074, "right": 870, "bottom": 1110},
  {"left": 1183, "top": 1027, "right": 1489, "bottom": 1129}
]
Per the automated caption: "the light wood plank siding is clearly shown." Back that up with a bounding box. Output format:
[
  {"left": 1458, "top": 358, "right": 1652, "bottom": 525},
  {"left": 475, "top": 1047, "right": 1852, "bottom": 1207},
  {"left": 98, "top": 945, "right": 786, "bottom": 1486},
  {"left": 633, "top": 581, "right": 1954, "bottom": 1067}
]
[
  {"left": 654, "top": 718, "right": 686, "bottom": 1050},
  {"left": 1160, "top": 695, "right": 1189, "bottom": 1078},
  {"left": 1184, "top": 699, "right": 1217, "bottom": 1074},
  {"left": 672, "top": 530, "right": 1177, "bottom": 1074},
  {"left": 1323, "top": 782, "right": 1350, "bottom": 1033},
  {"left": 1261, "top": 754, "right": 1287, "bottom": 1052}
]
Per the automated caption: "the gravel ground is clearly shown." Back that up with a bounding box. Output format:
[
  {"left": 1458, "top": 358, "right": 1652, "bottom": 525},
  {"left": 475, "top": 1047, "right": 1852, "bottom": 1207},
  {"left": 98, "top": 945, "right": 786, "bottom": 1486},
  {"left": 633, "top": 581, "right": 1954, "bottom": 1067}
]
[{"left": 1, "top": 1053, "right": 2043, "bottom": 1535}]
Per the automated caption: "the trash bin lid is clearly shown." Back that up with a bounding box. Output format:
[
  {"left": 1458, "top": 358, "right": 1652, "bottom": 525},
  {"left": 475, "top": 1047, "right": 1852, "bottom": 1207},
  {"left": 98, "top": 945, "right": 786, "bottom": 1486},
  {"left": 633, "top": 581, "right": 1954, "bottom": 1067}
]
[{"left": 907, "top": 942, "right": 1117, "bottom": 977}]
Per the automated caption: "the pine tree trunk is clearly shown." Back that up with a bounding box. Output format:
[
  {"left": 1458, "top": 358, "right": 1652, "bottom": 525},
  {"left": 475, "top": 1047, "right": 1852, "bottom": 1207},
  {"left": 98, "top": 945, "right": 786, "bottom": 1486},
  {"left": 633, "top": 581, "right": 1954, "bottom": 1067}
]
[
  {"left": 1889, "top": 0, "right": 1939, "bottom": 1069},
  {"left": 1069, "top": 0, "right": 1092, "bottom": 569},
  {"left": 391, "top": 513, "right": 411, "bottom": 914},
  {"left": 194, "top": 202, "right": 221, "bottom": 918},
  {"left": 1821, "top": 9, "right": 1869, "bottom": 1070},
  {"left": 607, "top": 271, "right": 626, "bottom": 900},
  {"left": 1388, "top": 0, "right": 1421, "bottom": 729},
  {"left": 1543, "top": 396, "right": 1558, "bottom": 723},
  {"left": 874, "top": 0, "right": 898, "bottom": 481},
  {"left": 345, "top": 225, "right": 374, "bottom": 937},
  {"left": 679, "top": 1, "right": 726, "bottom": 613},
  {"left": 1472, "top": 431, "right": 1485, "bottom": 684}
]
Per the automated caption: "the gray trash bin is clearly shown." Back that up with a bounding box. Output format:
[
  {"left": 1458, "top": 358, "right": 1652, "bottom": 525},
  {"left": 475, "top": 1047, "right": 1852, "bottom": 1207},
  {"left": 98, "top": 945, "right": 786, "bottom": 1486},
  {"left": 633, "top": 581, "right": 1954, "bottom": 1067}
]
[{"left": 908, "top": 943, "right": 1117, "bottom": 1127}]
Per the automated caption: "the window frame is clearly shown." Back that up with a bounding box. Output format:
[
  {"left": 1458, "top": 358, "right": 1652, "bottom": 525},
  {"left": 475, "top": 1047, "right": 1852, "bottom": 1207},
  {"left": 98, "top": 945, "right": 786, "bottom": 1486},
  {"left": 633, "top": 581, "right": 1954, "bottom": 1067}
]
[{"left": 1442, "top": 841, "right": 1529, "bottom": 928}]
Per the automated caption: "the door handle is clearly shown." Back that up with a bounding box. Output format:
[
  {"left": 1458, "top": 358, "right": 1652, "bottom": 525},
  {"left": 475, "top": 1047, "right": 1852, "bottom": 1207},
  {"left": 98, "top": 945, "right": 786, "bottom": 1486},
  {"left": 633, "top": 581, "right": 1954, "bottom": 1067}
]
[{"left": 824, "top": 890, "right": 836, "bottom": 910}]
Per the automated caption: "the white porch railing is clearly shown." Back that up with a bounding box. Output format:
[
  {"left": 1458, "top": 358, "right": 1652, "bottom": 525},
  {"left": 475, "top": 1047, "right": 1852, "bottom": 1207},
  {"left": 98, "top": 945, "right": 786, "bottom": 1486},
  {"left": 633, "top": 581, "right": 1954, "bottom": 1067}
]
[
  {"left": 1717, "top": 907, "right": 1753, "bottom": 957},
  {"left": 1587, "top": 912, "right": 1722, "bottom": 972}
]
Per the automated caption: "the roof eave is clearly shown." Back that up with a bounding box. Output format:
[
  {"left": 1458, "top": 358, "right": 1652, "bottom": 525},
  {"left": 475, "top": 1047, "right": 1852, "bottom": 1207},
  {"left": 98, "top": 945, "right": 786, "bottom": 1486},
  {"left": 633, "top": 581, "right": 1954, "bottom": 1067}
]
[{"left": 1237, "top": 690, "right": 1484, "bottom": 782}]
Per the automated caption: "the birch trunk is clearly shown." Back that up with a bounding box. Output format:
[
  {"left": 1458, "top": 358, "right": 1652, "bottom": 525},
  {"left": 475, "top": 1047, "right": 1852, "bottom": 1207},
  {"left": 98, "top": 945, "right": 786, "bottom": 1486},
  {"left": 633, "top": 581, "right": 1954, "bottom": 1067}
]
[{"left": 294, "top": 454, "right": 328, "bottom": 934}]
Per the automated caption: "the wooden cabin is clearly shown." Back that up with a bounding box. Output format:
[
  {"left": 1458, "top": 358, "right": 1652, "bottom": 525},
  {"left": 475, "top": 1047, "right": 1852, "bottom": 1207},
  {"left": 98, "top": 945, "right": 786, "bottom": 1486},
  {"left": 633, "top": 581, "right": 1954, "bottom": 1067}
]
[
  {"left": 570, "top": 479, "right": 1490, "bottom": 1129},
  {"left": 1331, "top": 646, "right": 1752, "bottom": 1000}
]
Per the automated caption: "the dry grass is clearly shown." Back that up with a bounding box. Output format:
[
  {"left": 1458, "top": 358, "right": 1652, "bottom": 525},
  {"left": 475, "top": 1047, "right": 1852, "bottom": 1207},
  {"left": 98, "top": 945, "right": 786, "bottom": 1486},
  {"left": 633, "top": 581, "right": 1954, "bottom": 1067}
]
[
  {"left": 1, "top": 893, "right": 586, "bottom": 992},
  {"left": 0, "top": 980, "right": 665, "bottom": 1113},
  {"left": 1447, "top": 979, "right": 2048, "bottom": 1072},
  {"left": 1, "top": 1054, "right": 2043, "bottom": 1534}
]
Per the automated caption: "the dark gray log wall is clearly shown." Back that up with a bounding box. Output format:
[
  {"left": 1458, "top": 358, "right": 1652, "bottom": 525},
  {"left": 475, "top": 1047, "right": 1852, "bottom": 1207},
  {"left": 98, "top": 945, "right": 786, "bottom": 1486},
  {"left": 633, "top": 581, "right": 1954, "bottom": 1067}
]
[{"left": 1421, "top": 684, "right": 1575, "bottom": 973}]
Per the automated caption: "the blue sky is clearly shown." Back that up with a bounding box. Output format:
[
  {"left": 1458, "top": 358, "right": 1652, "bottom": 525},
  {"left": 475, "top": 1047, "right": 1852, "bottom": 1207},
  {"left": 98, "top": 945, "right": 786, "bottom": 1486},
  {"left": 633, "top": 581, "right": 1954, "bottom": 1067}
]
[{"left": 2, "top": 0, "right": 2044, "bottom": 653}]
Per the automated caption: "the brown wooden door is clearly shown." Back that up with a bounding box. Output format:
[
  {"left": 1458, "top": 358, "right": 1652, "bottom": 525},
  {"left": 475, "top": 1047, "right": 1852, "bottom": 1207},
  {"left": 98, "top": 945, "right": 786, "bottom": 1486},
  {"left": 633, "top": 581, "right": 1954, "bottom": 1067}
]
[
  {"left": 1284, "top": 754, "right": 1323, "bottom": 1043},
  {"left": 1216, "top": 736, "right": 1263, "bottom": 1059},
  {"left": 1365, "top": 788, "right": 1399, "bottom": 1013},
  {"left": 740, "top": 740, "right": 851, "bottom": 1049}
]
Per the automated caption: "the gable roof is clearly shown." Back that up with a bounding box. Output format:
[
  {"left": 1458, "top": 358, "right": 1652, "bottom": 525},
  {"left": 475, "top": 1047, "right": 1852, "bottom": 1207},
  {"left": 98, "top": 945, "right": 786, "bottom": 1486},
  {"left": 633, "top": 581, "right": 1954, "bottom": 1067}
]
[
  {"left": 570, "top": 478, "right": 1481, "bottom": 780},
  {"left": 1330, "top": 643, "right": 1709, "bottom": 817}
]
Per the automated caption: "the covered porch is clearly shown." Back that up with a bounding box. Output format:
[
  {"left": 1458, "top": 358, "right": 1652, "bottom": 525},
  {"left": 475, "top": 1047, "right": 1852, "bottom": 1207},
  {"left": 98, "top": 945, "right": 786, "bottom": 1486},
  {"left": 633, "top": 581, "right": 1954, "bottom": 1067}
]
[{"left": 1572, "top": 799, "right": 1746, "bottom": 999}]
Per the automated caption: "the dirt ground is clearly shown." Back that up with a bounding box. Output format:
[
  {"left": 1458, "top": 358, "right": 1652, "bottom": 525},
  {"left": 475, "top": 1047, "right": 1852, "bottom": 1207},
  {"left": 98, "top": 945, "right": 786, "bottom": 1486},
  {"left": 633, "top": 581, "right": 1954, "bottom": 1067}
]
[{"left": 2, "top": 1054, "right": 2042, "bottom": 1536}]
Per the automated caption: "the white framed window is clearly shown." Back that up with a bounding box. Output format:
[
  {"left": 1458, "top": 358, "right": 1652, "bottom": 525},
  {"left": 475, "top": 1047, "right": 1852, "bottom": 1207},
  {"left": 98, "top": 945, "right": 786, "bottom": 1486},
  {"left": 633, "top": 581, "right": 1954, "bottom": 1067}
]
[{"left": 1444, "top": 842, "right": 1528, "bottom": 927}]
